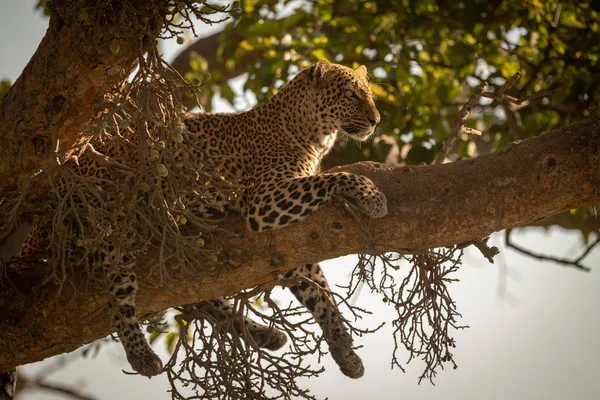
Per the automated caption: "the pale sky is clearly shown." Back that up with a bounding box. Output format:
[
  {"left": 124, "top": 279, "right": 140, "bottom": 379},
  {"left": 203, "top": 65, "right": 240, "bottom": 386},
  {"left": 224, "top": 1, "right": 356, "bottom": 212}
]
[{"left": 1, "top": 2, "right": 599, "bottom": 400}]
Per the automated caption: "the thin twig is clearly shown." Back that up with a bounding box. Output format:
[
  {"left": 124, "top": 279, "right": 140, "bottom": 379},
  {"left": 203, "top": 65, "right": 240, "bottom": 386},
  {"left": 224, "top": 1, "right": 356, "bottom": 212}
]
[
  {"left": 17, "top": 372, "right": 96, "bottom": 400},
  {"left": 434, "top": 82, "right": 486, "bottom": 165},
  {"left": 505, "top": 230, "right": 595, "bottom": 272},
  {"left": 458, "top": 237, "right": 499, "bottom": 263},
  {"left": 434, "top": 70, "right": 561, "bottom": 165}
]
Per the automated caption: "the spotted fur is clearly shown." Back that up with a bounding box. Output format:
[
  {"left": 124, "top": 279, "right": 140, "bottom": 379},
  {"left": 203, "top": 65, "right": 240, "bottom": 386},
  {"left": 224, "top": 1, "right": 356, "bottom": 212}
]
[
  {"left": 14, "top": 59, "right": 386, "bottom": 380},
  {"left": 285, "top": 264, "right": 364, "bottom": 378}
]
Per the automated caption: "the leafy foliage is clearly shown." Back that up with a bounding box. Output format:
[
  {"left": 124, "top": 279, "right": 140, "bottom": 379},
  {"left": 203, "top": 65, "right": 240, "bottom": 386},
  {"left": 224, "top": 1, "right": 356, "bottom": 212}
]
[{"left": 194, "top": 0, "right": 599, "bottom": 164}]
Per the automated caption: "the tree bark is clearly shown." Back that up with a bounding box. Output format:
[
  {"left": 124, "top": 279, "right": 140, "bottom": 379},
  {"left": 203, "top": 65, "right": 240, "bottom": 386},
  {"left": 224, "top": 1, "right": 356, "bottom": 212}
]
[
  {"left": 0, "top": 4, "right": 135, "bottom": 184},
  {"left": 0, "top": 0, "right": 155, "bottom": 241},
  {"left": 1, "top": 115, "right": 599, "bottom": 371}
]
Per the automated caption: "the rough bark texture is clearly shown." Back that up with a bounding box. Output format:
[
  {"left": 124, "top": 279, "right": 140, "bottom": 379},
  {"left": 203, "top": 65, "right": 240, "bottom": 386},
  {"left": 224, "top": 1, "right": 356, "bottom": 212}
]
[
  {"left": 0, "top": 0, "right": 156, "bottom": 243},
  {"left": 0, "top": 116, "right": 599, "bottom": 371},
  {"left": 0, "top": 3, "right": 137, "bottom": 185}
]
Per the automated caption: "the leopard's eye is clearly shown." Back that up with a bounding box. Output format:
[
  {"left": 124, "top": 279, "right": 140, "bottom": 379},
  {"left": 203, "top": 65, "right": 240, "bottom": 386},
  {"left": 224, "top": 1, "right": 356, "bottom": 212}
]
[{"left": 346, "top": 90, "right": 361, "bottom": 100}]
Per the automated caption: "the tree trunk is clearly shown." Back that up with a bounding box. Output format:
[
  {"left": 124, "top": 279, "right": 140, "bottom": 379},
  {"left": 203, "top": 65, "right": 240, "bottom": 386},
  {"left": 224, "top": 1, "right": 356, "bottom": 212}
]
[
  {"left": 0, "top": 115, "right": 599, "bottom": 371},
  {"left": 0, "top": 0, "right": 154, "bottom": 241}
]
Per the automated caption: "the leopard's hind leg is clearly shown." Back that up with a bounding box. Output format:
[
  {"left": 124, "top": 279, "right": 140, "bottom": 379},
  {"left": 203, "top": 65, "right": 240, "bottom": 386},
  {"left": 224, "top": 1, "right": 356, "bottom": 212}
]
[
  {"left": 16, "top": 225, "right": 162, "bottom": 377},
  {"left": 284, "top": 263, "right": 364, "bottom": 378},
  {"left": 104, "top": 251, "right": 162, "bottom": 377}
]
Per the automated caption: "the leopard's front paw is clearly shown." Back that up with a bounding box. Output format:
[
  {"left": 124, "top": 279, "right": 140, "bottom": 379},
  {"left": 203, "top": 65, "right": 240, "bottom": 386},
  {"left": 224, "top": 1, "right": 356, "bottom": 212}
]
[
  {"left": 362, "top": 188, "right": 387, "bottom": 218},
  {"left": 338, "top": 176, "right": 388, "bottom": 219}
]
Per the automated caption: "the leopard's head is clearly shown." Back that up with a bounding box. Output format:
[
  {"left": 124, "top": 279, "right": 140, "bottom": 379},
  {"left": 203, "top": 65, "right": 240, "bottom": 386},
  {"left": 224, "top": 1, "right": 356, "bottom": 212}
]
[{"left": 306, "top": 59, "right": 380, "bottom": 141}]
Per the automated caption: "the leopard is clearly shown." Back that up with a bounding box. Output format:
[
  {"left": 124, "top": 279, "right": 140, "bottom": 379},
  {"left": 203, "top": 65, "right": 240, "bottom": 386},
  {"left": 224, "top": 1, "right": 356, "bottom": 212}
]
[{"left": 8, "top": 59, "right": 387, "bottom": 385}]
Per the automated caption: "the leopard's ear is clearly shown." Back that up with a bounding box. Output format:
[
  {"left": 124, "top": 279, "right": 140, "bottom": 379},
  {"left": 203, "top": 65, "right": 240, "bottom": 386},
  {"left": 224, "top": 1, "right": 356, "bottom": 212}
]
[
  {"left": 354, "top": 65, "right": 368, "bottom": 78},
  {"left": 307, "top": 59, "right": 331, "bottom": 88}
]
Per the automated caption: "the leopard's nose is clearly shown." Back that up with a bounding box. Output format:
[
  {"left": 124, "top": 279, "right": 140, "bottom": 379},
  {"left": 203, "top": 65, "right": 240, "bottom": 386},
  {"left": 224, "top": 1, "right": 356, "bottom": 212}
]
[{"left": 368, "top": 109, "right": 381, "bottom": 126}]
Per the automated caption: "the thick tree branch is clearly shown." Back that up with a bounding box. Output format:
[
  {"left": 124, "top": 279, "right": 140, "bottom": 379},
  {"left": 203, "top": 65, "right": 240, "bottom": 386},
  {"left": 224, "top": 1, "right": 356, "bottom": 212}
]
[{"left": 1, "top": 116, "right": 598, "bottom": 371}]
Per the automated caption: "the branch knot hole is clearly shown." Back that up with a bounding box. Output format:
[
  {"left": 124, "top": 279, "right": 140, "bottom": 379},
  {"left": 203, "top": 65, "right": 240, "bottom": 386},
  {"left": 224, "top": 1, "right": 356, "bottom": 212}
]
[
  {"left": 270, "top": 252, "right": 286, "bottom": 268},
  {"left": 32, "top": 135, "right": 51, "bottom": 155},
  {"left": 542, "top": 154, "right": 557, "bottom": 168},
  {"left": 45, "top": 95, "right": 68, "bottom": 115}
]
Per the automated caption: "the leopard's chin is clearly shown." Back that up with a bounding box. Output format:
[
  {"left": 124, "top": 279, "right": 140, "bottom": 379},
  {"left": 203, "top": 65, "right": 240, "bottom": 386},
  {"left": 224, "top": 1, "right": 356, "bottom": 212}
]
[{"left": 342, "top": 124, "right": 375, "bottom": 141}]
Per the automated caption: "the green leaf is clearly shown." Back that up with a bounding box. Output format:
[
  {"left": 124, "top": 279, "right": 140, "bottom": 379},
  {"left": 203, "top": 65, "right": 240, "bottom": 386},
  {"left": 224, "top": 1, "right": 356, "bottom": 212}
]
[
  {"left": 165, "top": 332, "right": 179, "bottom": 353},
  {"left": 149, "top": 329, "right": 164, "bottom": 345},
  {"left": 0, "top": 80, "right": 11, "bottom": 103}
]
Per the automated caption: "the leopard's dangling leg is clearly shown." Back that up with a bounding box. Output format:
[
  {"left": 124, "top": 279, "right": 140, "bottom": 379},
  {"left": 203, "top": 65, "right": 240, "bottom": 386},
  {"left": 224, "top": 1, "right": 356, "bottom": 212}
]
[
  {"left": 105, "top": 254, "right": 162, "bottom": 377},
  {"left": 284, "top": 263, "right": 364, "bottom": 378},
  {"left": 200, "top": 297, "right": 288, "bottom": 350},
  {"left": 18, "top": 228, "right": 162, "bottom": 377},
  {"left": 0, "top": 368, "right": 17, "bottom": 400}
]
